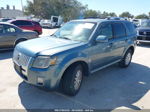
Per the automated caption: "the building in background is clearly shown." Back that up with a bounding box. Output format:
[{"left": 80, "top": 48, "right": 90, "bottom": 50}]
[{"left": 0, "top": 5, "right": 24, "bottom": 18}]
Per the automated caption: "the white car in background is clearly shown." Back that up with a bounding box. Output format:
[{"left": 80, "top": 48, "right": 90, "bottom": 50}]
[
  {"left": 40, "top": 16, "right": 63, "bottom": 28},
  {"left": 40, "top": 19, "right": 53, "bottom": 28}
]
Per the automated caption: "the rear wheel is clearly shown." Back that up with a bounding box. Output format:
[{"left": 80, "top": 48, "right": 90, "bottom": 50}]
[
  {"left": 14, "top": 39, "right": 27, "bottom": 47},
  {"left": 119, "top": 49, "right": 133, "bottom": 68},
  {"left": 34, "top": 30, "right": 40, "bottom": 35},
  {"left": 62, "top": 64, "right": 83, "bottom": 96}
]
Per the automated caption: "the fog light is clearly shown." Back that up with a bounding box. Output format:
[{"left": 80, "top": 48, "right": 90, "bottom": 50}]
[{"left": 37, "top": 77, "right": 44, "bottom": 85}]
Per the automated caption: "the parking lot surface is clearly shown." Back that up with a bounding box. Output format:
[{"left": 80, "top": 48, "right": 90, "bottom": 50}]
[{"left": 0, "top": 28, "right": 150, "bottom": 110}]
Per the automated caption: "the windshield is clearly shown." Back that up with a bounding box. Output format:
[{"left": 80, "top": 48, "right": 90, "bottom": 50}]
[
  {"left": 53, "top": 21, "right": 96, "bottom": 42},
  {"left": 41, "top": 20, "right": 51, "bottom": 23},
  {"left": 141, "top": 21, "right": 150, "bottom": 27}
]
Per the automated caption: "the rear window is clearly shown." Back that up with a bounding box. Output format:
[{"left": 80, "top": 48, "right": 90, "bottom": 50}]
[
  {"left": 32, "top": 21, "right": 40, "bottom": 26},
  {"left": 112, "top": 23, "right": 126, "bottom": 38},
  {"left": 125, "top": 22, "right": 136, "bottom": 35},
  {"left": 12, "top": 20, "right": 32, "bottom": 26}
]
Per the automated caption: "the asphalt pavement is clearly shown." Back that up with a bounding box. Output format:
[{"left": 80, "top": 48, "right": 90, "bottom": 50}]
[{"left": 0, "top": 29, "right": 150, "bottom": 111}]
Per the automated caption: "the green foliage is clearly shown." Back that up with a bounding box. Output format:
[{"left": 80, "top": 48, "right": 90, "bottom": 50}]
[
  {"left": 84, "top": 9, "right": 99, "bottom": 18},
  {"left": 24, "top": 0, "right": 86, "bottom": 22},
  {"left": 119, "top": 12, "right": 134, "bottom": 18},
  {"left": 25, "top": 0, "right": 150, "bottom": 21},
  {"left": 83, "top": 10, "right": 117, "bottom": 19},
  {"left": 135, "top": 14, "right": 149, "bottom": 19}
]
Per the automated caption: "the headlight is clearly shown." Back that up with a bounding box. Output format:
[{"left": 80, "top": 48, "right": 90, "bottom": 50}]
[
  {"left": 32, "top": 56, "right": 57, "bottom": 68},
  {"left": 137, "top": 30, "right": 139, "bottom": 35}
]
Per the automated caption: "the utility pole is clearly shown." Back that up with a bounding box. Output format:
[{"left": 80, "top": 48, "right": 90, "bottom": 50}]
[{"left": 21, "top": 0, "right": 24, "bottom": 12}]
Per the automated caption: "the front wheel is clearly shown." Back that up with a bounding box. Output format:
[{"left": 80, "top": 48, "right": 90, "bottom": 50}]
[
  {"left": 119, "top": 49, "right": 133, "bottom": 68},
  {"left": 62, "top": 64, "right": 83, "bottom": 96}
]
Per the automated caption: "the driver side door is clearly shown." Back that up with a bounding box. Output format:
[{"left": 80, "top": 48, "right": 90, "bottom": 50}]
[{"left": 90, "top": 22, "right": 114, "bottom": 71}]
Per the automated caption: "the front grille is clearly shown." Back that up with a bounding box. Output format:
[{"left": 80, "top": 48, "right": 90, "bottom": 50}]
[
  {"left": 13, "top": 50, "right": 31, "bottom": 66},
  {"left": 139, "top": 31, "right": 144, "bottom": 35},
  {"left": 146, "top": 32, "right": 150, "bottom": 35},
  {"left": 139, "top": 31, "right": 150, "bottom": 36}
]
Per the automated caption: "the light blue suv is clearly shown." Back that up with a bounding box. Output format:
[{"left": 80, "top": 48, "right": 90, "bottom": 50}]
[{"left": 13, "top": 19, "right": 137, "bottom": 96}]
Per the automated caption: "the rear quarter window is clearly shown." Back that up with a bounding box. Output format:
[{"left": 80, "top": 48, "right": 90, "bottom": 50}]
[
  {"left": 112, "top": 23, "right": 126, "bottom": 38},
  {"left": 32, "top": 21, "right": 40, "bottom": 26},
  {"left": 125, "top": 22, "right": 136, "bottom": 35}
]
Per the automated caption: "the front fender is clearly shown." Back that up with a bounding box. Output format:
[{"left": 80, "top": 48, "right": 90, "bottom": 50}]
[{"left": 55, "top": 52, "right": 89, "bottom": 86}]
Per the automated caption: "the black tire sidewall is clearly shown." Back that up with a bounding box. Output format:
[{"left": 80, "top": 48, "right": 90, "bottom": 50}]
[
  {"left": 62, "top": 64, "right": 83, "bottom": 96},
  {"left": 120, "top": 50, "right": 133, "bottom": 67}
]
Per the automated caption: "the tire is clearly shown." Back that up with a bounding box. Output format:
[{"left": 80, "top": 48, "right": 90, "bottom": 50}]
[
  {"left": 14, "top": 39, "right": 26, "bottom": 47},
  {"left": 119, "top": 49, "right": 133, "bottom": 68},
  {"left": 34, "top": 30, "right": 40, "bottom": 35},
  {"left": 62, "top": 64, "right": 83, "bottom": 96}
]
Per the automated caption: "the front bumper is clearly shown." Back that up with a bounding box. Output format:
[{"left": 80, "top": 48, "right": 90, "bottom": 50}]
[
  {"left": 41, "top": 24, "right": 52, "bottom": 28},
  {"left": 14, "top": 61, "right": 60, "bottom": 90}
]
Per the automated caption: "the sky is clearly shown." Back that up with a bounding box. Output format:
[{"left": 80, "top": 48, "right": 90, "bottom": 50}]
[{"left": 0, "top": 0, "right": 149, "bottom": 16}]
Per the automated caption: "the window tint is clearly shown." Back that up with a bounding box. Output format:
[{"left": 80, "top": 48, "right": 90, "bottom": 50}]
[
  {"left": 113, "top": 23, "right": 126, "bottom": 38},
  {"left": 33, "top": 21, "right": 40, "bottom": 26},
  {"left": 12, "top": 21, "right": 22, "bottom": 25},
  {"left": 53, "top": 17, "right": 58, "bottom": 22},
  {"left": 3, "top": 25, "right": 16, "bottom": 33},
  {"left": 0, "top": 25, "right": 4, "bottom": 33},
  {"left": 12, "top": 20, "right": 32, "bottom": 26},
  {"left": 99, "top": 23, "right": 113, "bottom": 39},
  {"left": 125, "top": 22, "right": 136, "bottom": 35}
]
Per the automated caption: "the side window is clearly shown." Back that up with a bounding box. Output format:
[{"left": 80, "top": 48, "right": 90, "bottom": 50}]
[
  {"left": 0, "top": 25, "right": 4, "bottom": 33},
  {"left": 21, "top": 21, "right": 32, "bottom": 26},
  {"left": 125, "top": 22, "right": 136, "bottom": 35},
  {"left": 99, "top": 23, "right": 113, "bottom": 39},
  {"left": 3, "top": 25, "right": 16, "bottom": 33},
  {"left": 12, "top": 21, "right": 22, "bottom": 26},
  {"left": 113, "top": 23, "right": 126, "bottom": 38}
]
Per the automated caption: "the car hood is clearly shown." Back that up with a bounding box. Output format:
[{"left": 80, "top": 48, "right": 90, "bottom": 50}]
[
  {"left": 16, "top": 36, "right": 84, "bottom": 57},
  {"left": 137, "top": 27, "right": 150, "bottom": 31}
]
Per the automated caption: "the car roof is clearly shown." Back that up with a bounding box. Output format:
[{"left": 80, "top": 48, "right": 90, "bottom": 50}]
[
  {"left": 0, "top": 22, "right": 22, "bottom": 29},
  {"left": 0, "top": 22, "right": 15, "bottom": 26},
  {"left": 9, "top": 19, "right": 35, "bottom": 23},
  {"left": 72, "top": 19, "right": 130, "bottom": 24}
]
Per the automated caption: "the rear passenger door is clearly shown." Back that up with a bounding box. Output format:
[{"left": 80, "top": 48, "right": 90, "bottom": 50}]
[
  {"left": 13, "top": 20, "right": 34, "bottom": 31},
  {"left": 111, "top": 22, "right": 127, "bottom": 61},
  {"left": 2, "top": 25, "right": 18, "bottom": 48}
]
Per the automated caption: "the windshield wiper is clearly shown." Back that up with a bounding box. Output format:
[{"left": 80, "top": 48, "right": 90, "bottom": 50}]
[
  {"left": 52, "top": 34, "right": 58, "bottom": 38},
  {"left": 60, "top": 36, "right": 71, "bottom": 40}
]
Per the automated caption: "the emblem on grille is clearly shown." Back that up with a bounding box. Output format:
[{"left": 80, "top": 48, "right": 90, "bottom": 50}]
[
  {"left": 17, "top": 53, "right": 22, "bottom": 60},
  {"left": 144, "top": 32, "right": 147, "bottom": 35}
]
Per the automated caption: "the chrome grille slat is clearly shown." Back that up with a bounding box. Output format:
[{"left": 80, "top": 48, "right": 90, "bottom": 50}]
[{"left": 13, "top": 50, "right": 30, "bottom": 66}]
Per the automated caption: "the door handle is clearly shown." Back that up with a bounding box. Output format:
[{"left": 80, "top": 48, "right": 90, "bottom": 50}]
[
  {"left": 107, "top": 43, "right": 113, "bottom": 48},
  {"left": 125, "top": 39, "right": 128, "bottom": 42}
]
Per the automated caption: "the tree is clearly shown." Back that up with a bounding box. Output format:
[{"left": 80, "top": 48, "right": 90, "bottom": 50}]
[
  {"left": 148, "top": 12, "right": 150, "bottom": 18},
  {"left": 135, "top": 14, "right": 149, "bottom": 19},
  {"left": 119, "top": 12, "right": 134, "bottom": 18},
  {"left": 108, "top": 12, "right": 117, "bottom": 17},
  {"left": 84, "top": 9, "right": 99, "bottom": 18},
  {"left": 24, "top": 0, "right": 86, "bottom": 22}
]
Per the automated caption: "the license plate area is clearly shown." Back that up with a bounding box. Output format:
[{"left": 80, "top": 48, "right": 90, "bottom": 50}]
[
  {"left": 15, "top": 63, "right": 21, "bottom": 73},
  {"left": 14, "top": 63, "right": 28, "bottom": 80}
]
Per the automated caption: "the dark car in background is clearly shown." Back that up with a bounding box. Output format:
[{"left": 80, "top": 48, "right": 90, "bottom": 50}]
[
  {"left": 9, "top": 19, "right": 42, "bottom": 35},
  {"left": 137, "top": 20, "right": 150, "bottom": 43},
  {"left": 0, "top": 18, "right": 12, "bottom": 22},
  {"left": 0, "top": 22, "right": 38, "bottom": 50}
]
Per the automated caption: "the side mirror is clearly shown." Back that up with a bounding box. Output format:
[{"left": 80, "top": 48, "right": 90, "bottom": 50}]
[{"left": 96, "top": 35, "right": 108, "bottom": 43}]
